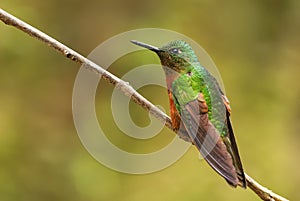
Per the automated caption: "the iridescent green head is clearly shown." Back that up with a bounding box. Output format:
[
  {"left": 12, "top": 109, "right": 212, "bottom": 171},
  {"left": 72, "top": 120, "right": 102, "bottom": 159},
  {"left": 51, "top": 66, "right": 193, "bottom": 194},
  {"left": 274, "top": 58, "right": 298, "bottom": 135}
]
[{"left": 131, "top": 40, "right": 198, "bottom": 73}]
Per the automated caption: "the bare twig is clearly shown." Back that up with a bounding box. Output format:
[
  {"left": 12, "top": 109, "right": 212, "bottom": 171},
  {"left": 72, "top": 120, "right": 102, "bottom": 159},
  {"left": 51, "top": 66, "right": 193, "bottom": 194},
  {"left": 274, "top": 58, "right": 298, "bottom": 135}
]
[
  {"left": 245, "top": 174, "right": 288, "bottom": 201},
  {"left": 0, "top": 8, "right": 289, "bottom": 201}
]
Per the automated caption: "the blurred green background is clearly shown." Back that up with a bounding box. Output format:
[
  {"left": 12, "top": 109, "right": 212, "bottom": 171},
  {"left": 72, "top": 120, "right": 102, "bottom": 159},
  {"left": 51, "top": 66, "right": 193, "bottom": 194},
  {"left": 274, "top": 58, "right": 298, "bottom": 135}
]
[{"left": 1, "top": 0, "right": 299, "bottom": 200}]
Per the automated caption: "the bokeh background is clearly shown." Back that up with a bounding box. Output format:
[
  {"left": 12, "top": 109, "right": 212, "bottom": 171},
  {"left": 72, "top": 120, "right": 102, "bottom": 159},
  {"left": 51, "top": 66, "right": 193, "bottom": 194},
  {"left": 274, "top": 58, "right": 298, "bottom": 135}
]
[{"left": 1, "top": 0, "right": 299, "bottom": 200}]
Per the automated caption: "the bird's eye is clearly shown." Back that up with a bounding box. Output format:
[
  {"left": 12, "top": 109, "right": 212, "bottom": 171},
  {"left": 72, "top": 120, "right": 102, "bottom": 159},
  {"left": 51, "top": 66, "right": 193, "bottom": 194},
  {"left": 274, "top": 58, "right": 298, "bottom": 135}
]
[{"left": 170, "top": 48, "right": 182, "bottom": 54}]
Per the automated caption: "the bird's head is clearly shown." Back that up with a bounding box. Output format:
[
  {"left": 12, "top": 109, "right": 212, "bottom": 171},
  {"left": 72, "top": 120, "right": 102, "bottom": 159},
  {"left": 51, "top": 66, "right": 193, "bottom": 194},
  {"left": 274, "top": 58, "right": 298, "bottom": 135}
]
[{"left": 131, "top": 40, "right": 198, "bottom": 74}]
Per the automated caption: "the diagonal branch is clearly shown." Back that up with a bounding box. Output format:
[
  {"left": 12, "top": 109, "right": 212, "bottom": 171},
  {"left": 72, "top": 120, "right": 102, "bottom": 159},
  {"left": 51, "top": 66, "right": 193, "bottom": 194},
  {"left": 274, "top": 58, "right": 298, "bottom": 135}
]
[{"left": 0, "top": 8, "right": 289, "bottom": 201}]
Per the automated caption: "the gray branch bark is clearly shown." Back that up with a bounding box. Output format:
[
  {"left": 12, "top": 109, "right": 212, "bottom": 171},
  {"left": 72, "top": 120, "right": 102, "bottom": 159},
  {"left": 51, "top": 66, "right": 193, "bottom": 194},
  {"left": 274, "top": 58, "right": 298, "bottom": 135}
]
[{"left": 0, "top": 8, "right": 289, "bottom": 201}]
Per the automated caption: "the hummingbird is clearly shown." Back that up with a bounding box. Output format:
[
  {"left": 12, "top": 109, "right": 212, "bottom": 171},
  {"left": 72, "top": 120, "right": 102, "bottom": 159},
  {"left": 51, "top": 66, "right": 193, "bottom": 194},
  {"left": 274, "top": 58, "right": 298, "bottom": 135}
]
[{"left": 131, "top": 40, "right": 247, "bottom": 188}]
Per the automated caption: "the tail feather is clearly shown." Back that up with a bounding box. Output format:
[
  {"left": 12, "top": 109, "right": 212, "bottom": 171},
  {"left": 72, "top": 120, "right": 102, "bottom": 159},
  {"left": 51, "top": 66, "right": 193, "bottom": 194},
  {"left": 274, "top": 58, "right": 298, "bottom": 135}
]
[{"left": 225, "top": 111, "right": 247, "bottom": 188}]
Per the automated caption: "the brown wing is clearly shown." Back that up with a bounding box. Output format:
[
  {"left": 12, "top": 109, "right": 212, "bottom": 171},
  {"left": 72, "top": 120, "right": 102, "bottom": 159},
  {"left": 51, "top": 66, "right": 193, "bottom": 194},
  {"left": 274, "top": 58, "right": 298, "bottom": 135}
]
[{"left": 181, "top": 93, "right": 240, "bottom": 187}]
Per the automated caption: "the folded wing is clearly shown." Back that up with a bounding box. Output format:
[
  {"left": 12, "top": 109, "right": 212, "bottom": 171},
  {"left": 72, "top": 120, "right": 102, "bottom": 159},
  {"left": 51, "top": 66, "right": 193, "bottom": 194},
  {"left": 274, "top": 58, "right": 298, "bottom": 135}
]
[{"left": 180, "top": 93, "right": 241, "bottom": 187}]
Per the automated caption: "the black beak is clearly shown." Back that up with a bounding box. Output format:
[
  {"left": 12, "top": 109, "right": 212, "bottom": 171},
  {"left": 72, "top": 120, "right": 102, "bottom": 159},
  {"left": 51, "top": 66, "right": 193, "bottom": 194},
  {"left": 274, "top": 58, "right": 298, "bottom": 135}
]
[{"left": 130, "top": 40, "right": 161, "bottom": 53}]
